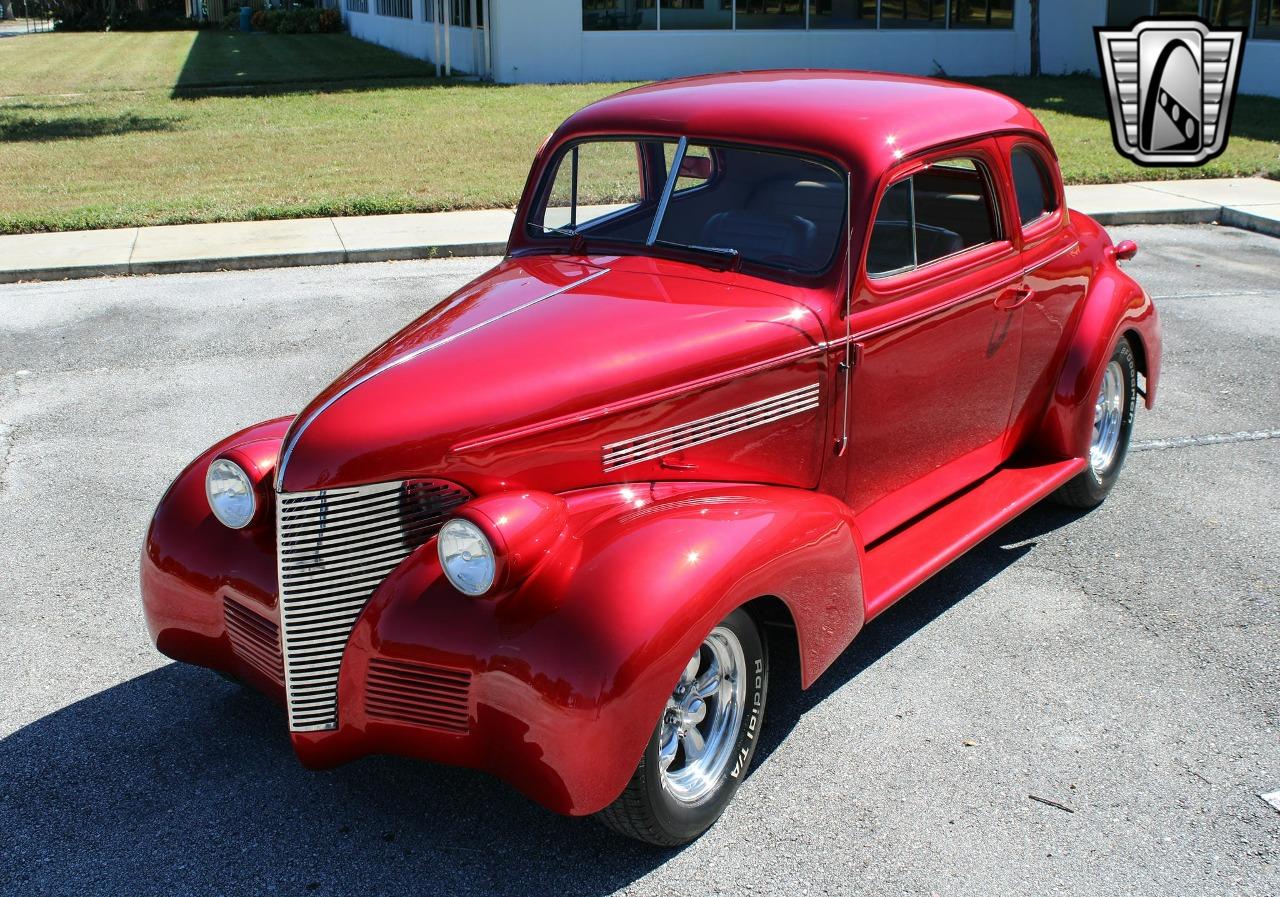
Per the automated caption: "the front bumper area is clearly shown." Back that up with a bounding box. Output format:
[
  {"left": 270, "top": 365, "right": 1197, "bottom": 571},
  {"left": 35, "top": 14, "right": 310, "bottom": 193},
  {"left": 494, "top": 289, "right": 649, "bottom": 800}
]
[
  {"left": 143, "top": 532, "right": 611, "bottom": 816},
  {"left": 140, "top": 453, "right": 623, "bottom": 815}
]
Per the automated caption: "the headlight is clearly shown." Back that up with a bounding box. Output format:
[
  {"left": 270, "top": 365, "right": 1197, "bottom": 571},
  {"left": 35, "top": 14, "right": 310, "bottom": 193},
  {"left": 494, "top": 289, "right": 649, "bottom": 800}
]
[
  {"left": 438, "top": 518, "right": 496, "bottom": 596},
  {"left": 206, "top": 458, "right": 256, "bottom": 529}
]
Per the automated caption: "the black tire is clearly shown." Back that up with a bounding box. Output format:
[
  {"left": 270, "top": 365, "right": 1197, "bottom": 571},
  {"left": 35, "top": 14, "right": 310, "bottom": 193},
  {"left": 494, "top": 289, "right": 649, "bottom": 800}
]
[
  {"left": 594, "top": 607, "right": 768, "bottom": 846},
  {"left": 1053, "top": 338, "right": 1138, "bottom": 509}
]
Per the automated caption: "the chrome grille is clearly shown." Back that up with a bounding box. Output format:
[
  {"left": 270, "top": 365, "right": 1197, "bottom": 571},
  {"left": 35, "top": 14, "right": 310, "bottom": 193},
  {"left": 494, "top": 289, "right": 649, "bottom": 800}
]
[
  {"left": 276, "top": 479, "right": 470, "bottom": 732},
  {"left": 602, "top": 383, "right": 821, "bottom": 472}
]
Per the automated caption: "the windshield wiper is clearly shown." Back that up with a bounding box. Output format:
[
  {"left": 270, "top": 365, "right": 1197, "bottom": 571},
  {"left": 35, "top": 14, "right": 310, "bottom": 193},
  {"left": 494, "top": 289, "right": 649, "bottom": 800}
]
[
  {"left": 653, "top": 240, "right": 742, "bottom": 271},
  {"left": 531, "top": 221, "right": 589, "bottom": 254},
  {"left": 531, "top": 222, "right": 579, "bottom": 237}
]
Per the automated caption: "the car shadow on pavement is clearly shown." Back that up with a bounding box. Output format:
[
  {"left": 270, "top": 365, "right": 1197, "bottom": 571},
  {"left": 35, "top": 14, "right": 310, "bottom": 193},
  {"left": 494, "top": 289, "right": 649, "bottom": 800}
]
[
  {"left": 0, "top": 505, "right": 1085, "bottom": 896},
  {"left": 754, "top": 502, "right": 1088, "bottom": 766}
]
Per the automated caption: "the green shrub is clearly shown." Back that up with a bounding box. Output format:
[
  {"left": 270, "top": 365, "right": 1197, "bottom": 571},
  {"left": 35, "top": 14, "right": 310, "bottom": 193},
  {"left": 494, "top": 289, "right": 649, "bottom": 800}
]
[{"left": 250, "top": 7, "right": 339, "bottom": 34}]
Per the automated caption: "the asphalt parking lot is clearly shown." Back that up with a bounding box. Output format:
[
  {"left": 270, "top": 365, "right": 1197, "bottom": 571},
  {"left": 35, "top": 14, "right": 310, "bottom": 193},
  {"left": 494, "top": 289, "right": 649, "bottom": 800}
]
[{"left": 1, "top": 224, "right": 1276, "bottom": 896}]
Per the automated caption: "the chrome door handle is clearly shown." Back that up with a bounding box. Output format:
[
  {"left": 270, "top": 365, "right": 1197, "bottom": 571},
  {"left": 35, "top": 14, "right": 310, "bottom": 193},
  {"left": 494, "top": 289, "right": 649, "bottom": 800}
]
[{"left": 995, "top": 285, "right": 1034, "bottom": 309}]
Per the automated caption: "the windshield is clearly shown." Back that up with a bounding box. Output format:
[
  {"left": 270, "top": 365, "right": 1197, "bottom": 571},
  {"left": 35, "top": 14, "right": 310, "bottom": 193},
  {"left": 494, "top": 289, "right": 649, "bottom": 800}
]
[{"left": 527, "top": 137, "right": 847, "bottom": 276}]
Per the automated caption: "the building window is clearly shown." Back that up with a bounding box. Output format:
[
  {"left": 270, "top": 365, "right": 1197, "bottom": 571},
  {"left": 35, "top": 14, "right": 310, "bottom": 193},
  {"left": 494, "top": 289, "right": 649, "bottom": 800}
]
[
  {"left": 662, "top": 0, "right": 732, "bottom": 29},
  {"left": 581, "top": 0, "right": 1017, "bottom": 30},
  {"left": 735, "top": 0, "right": 805, "bottom": 29},
  {"left": 878, "top": 0, "right": 946, "bottom": 27},
  {"left": 1204, "top": 0, "right": 1251, "bottom": 26},
  {"left": 1154, "top": 0, "right": 1200, "bottom": 14},
  {"left": 950, "top": 0, "right": 1013, "bottom": 28},
  {"left": 449, "top": 0, "right": 483, "bottom": 26},
  {"left": 1109, "top": 0, "right": 1254, "bottom": 26},
  {"left": 1259, "top": 0, "right": 1280, "bottom": 38},
  {"left": 584, "top": 0, "right": 658, "bottom": 29},
  {"left": 377, "top": 0, "right": 411, "bottom": 17},
  {"left": 346, "top": 0, "right": 368, "bottom": 13},
  {"left": 1106, "top": 0, "right": 1148, "bottom": 25},
  {"left": 808, "top": 0, "right": 875, "bottom": 28}
]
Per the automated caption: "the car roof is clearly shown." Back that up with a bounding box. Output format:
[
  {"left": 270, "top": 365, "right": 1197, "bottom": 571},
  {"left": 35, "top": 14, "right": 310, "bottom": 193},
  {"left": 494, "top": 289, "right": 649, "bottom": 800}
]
[{"left": 558, "top": 70, "right": 1051, "bottom": 175}]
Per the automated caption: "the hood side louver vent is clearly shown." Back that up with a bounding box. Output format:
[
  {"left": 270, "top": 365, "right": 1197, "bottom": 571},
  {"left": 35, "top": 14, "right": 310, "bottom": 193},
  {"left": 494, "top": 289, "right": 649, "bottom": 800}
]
[{"left": 601, "top": 382, "right": 821, "bottom": 472}]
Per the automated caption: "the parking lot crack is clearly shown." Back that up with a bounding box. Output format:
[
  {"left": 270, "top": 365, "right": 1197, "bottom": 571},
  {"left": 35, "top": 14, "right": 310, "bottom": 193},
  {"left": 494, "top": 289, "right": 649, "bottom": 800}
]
[
  {"left": 0, "top": 418, "right": 12, "bottom": 498},
  {"left": 1131, "top": 428, "right": 1280, "bottom": 453}
]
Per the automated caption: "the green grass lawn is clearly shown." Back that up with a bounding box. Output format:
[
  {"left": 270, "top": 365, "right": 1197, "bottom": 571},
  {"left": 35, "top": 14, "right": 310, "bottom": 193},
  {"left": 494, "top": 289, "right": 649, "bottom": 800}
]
[{"left": 1, "top": 31, "right": 1278, "bottom": 235}]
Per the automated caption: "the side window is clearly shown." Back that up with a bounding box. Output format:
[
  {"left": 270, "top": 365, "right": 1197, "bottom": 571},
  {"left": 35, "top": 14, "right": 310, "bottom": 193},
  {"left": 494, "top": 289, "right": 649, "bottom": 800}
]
[
  {"left": 664, "top": 144, "right": 715, "bottom": 194},
  {"left": 1010, "top": 146, "right": 1059, "bottom": 227},
  {"left": 866, "top": 156, "right": 1001, "bottom": 278},
  {"left": 542, "top": 140, "right": 647, "bottom": 232}
]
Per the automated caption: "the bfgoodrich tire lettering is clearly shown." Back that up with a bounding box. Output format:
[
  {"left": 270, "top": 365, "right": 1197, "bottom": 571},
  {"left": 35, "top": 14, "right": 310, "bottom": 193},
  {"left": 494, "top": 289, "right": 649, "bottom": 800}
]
[
  {"left": 1053, "top": 338, "right": 1138, "bottom": 509},
  {"left": 594, "top": 607, "right": 768, "bottom": 846}
]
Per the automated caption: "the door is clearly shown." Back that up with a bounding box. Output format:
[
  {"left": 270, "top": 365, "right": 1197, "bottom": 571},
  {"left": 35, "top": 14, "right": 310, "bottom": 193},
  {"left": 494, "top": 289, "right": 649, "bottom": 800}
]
[
  {"left": 999, "top": 138, "right": 1089, "bottom": 451},
  {"left": 841, "top": 148, "right": 1025, "bottom": 544}
]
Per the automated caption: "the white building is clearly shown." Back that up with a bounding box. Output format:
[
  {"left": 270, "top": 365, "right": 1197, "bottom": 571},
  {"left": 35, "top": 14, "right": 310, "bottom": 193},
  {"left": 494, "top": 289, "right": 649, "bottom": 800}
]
[{"left": 344, "top": 0, "right": 1280, "bottom": 97}]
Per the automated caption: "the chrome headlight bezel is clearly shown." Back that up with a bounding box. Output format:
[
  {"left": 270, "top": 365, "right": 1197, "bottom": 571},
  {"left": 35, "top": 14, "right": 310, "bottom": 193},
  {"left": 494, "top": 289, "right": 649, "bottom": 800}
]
[
  {"left": 437, "top": 517, "right": 497, "bottom": 597},
  {"left": 206, "top": 458, "right": 257, "bottom": 530}
]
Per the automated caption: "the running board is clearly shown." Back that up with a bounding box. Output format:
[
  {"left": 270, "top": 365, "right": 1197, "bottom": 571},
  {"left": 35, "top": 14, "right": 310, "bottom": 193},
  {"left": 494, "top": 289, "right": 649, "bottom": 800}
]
[{"left": 861, "top": 458, "right": 1086, "bottom": 622}]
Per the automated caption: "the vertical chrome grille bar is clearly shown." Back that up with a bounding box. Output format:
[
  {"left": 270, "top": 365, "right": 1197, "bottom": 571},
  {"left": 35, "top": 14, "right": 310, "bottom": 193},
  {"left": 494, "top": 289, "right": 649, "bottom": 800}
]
[{"left": 275, "top": 479, "right": 469, "bottom": 732}]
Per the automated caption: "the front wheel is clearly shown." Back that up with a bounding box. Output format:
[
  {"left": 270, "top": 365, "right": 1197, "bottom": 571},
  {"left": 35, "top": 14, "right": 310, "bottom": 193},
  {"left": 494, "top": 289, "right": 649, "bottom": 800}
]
[
  {"left": 594, "top": 608, "right": 768, "bottom": 846},
  {"left": 1053, "top": 338, "right": 1138, "bottom": 509}
]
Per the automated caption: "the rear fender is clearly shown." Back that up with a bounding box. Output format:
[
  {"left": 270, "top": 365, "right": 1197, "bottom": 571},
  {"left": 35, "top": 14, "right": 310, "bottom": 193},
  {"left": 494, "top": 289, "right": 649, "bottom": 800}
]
[{"left": 1033, "top": 253, "right": 1160, "bottom": 461}]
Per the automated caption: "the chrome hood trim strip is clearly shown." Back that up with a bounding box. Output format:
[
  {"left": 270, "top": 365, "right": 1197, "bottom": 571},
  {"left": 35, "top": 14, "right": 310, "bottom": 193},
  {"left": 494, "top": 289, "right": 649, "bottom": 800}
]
[
  {"left": 275, "top": 267, "right": 611, "bottom": 491},
  {"left": 601, "top": 382, "right": 820, "bottom": 472}
]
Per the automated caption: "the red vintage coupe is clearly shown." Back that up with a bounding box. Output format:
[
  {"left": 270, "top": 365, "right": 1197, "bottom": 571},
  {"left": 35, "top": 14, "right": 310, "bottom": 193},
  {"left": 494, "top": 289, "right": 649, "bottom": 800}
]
[{"left": 142, "top": 71, "right": 1161, "bottom": 845}]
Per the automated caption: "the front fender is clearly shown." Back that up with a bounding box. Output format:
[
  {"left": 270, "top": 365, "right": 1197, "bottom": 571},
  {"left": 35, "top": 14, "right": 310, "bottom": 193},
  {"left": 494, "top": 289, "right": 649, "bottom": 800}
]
[
  {"left": 307, "top": 482, "right": 864, "bottom": 815},
  {"left": 1034, "top": 249, "right": 1161, "bottom": 461},
  {"left": 140, "top": 417, "right": 290, "bottom": 687}
]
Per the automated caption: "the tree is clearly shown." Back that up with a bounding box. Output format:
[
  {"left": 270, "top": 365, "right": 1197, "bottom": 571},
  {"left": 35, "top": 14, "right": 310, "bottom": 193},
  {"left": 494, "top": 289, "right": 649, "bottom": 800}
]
[{"left": 1030, "top": 0, "right": 1041, "bottom": 77}]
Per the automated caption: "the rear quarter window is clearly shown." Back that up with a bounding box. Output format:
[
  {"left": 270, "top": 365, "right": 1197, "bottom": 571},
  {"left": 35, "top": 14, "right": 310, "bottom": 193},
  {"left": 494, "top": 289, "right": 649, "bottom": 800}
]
[{"left": 1010, "top": 146, "right": 1059, "bottom": 227}]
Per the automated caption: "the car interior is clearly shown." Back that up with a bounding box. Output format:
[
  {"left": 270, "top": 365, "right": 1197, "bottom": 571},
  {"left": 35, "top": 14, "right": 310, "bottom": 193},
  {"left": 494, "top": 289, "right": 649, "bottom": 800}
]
[
  {"left": 535, "top": 140, "right": 847, "bottom": 274},
  {"left": 865, "top": 157, "right": 1000, "bottom": 277}
]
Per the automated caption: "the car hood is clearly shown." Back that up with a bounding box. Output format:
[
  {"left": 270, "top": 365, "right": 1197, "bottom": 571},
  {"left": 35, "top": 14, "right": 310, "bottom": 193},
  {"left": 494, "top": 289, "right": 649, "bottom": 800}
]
[{"left": 276, "top": 254, "right": 828, "bottom": 494}]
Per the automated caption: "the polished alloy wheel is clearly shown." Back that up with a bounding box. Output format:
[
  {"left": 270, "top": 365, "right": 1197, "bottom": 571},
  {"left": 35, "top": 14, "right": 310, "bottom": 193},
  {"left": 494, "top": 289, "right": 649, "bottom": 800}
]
[
  {"left": 658, "top": 626, "right": 747, "bottom": 804},
  {"left": 1090, "top": 359, "right": 1124, "bottom": 477}
]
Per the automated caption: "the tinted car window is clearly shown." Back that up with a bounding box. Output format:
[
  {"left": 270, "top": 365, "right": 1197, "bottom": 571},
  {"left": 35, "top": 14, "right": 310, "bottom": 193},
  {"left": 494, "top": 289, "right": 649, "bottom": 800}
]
[
  {"left": 1010, "top": 146, "right": 1058, "bottom": 226},
  {"left": 530, "top": 138, "right": 847, "bottom": 276},
  {"left": 655, "top": 145, "right": 846, "bottom": 274},
  {"left": 866, "top": 157, "right": 1000, "bottom": 278}
]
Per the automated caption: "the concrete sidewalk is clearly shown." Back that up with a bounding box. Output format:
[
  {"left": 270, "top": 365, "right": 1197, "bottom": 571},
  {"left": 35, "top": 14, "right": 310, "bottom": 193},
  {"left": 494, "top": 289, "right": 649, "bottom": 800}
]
[{"left": 2, "top": 178, "right": 1278, "bottom": 284}]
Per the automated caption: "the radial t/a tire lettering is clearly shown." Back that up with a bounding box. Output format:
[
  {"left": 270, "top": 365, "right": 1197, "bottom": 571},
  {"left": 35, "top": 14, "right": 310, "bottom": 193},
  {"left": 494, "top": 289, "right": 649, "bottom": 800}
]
[{"left": 594, "top": 607, "right": 768, "bottom": 846}]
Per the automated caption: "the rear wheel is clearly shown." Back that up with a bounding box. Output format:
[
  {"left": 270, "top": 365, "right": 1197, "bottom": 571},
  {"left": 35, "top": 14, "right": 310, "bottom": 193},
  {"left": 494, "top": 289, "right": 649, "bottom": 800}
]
[
  {"left": 1053, "top": 338, "right": 1138, "bottom": 509},
  {"left": 594, "top": 608, "right": 768, "bottom": 846}
]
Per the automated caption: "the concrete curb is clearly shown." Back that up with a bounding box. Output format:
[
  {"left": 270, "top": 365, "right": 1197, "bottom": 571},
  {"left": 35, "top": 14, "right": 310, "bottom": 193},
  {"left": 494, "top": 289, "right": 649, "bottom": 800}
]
[
  {"left": 1085, "top": 208, "right": 1221, "bottom": 227},
  {"left": 1220, "top": 206, "right": 1280, "bottom": 239},
  {"left": 0, "top": 209, "right": 518, "bottom": 285},
  {"left": 0, "top": 243, "right": 512, "bottom": 284}
]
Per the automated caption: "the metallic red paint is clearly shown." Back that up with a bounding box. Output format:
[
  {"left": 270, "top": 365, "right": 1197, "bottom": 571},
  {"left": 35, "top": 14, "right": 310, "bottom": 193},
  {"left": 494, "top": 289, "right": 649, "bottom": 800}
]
[{"left": 140, "top": 71, "right": 1161, "bottom": 818}]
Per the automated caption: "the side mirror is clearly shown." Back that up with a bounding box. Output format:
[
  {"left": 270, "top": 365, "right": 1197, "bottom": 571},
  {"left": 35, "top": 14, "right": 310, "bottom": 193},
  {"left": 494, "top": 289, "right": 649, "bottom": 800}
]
[{"left": 1111, "top": 240, "right": 1138, "bottom": 262}]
